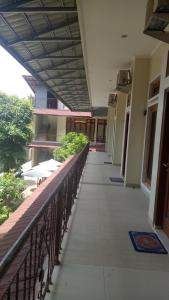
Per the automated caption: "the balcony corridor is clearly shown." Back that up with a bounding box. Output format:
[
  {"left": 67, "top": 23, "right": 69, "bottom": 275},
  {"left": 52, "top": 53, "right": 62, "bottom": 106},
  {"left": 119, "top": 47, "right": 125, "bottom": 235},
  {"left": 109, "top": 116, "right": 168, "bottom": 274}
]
[{"left": 48, "top": 152, "right": 169, "bottom": 300}]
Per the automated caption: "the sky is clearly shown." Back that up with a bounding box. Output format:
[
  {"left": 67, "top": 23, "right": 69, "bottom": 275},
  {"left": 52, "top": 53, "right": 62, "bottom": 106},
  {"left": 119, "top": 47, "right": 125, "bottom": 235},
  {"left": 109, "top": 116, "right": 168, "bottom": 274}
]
[{"left": 0, "top": 46, "right": 34, "bottom": 98}]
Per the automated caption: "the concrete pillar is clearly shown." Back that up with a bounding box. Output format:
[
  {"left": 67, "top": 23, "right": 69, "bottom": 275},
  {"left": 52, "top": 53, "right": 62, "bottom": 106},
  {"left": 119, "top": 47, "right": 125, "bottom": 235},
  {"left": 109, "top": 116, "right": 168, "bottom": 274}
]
[
  {"left": 35, "top": 85, "right": 47, "bottom": 108},
  {"left": 112, "top": 92, "right": 126, "bottom": 165},
  {"left": 56, "top": 117, "right": 66, "bottom": 141},
  {"left": 94, "top": 118, "right": 98, "bottom": 144},
  {"left": 106, "top": 106, "right": 115, "bottom": 155},
  {"left": 125, "top": 57, "right": 150, "bottom": 186},
  {"left": 32, "top": 148, "right": 38, "bottom": 166},
  {"left": 33, "top": 115, "right": 38, "bottom": 139}
]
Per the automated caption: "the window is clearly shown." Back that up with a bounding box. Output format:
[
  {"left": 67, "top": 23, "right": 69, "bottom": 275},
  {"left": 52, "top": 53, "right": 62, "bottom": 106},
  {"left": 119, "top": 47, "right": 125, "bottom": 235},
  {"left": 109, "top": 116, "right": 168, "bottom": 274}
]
[{"left": 149, "top": 77, "right": 160, "bottom": 99}]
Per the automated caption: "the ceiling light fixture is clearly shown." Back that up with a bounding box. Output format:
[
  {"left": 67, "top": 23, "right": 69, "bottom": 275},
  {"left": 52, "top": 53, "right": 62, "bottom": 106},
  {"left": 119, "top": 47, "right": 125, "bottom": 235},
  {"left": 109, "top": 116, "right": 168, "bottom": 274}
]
[{"left": 121, "top": 34, "right": 128, "bottom": 38}]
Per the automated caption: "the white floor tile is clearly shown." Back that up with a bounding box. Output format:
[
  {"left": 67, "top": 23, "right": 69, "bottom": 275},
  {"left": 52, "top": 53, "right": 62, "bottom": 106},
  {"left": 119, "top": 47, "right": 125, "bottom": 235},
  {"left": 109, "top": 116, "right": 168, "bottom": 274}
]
[
  {"left": 104, "top": 266, "right": 169, "bottom": 300},
  {"left": 50, "top": 152, "right": 169, "bottom": 300}
]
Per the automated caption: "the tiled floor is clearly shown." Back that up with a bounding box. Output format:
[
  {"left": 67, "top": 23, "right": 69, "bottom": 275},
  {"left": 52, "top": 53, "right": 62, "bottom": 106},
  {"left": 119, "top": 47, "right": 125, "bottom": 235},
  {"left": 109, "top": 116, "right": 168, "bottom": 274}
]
[{"left": 48, "top": 152, "right": 169, "bottom": 300}]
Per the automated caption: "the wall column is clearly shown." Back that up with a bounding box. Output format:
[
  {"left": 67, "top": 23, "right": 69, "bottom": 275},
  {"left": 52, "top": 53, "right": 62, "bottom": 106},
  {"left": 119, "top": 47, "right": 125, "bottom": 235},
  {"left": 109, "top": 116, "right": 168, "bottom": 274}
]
[
  {"left": 125, "top": 57, "right": 150, "bottom": 186},
  {"left": 56, "top": 117, "right": 66, "bottom": 141},
  {"left": 106, "top": 106, "right": 115, "bottom": 155},
  {"left": 112, "top": 92, "right": 126, "bottom": 165}
]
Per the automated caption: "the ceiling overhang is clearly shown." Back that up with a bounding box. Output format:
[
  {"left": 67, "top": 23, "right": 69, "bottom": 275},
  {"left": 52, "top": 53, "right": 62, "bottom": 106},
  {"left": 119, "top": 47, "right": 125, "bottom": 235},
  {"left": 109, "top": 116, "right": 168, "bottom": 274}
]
[{"left": 0, "top": 0, "right": 91, "bottom": 111}]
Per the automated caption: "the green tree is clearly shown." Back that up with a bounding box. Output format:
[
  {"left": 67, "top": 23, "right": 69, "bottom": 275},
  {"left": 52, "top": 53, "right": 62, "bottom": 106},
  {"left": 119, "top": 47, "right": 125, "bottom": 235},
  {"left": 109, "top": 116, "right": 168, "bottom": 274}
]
[
  {"left": 0, "top": 172, "right": 26, "bottom": 224},
  {"left": 0, "top": 92, "right": 33, "bottom": 171}
]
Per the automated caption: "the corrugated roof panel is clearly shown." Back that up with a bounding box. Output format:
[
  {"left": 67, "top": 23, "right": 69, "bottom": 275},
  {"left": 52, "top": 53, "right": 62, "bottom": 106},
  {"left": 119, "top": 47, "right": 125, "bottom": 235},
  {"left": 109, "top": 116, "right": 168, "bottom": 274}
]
[{"left": 0, "top": 0, "right": 90, "bottom": 111}]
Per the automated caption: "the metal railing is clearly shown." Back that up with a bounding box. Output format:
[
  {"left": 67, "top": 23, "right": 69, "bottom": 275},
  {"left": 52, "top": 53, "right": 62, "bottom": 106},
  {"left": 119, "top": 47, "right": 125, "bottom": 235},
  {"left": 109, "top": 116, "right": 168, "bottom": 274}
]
[{"left": 0, "top": 144, "right": 89, "bottom": 300}]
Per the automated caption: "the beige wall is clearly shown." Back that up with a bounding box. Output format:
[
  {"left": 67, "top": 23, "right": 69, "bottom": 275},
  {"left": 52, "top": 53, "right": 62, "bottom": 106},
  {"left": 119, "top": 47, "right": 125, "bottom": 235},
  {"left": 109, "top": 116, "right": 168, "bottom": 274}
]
[
  {"left": 125, "top": 57, "right": 150, "bottom": 186},
  {"left": 149, "top": 43, "right": 165, "bottom": 81}
]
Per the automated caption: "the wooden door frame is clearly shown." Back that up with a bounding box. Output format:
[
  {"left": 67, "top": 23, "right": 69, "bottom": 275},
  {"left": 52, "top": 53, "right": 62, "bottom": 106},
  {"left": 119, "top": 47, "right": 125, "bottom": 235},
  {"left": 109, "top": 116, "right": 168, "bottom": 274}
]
[
  {"left": 154, "top": 88, "right": 169, "bottom": 227},
  {"left": 144, "top": 104, "right": 158, "bottom": 186},
  {"left": 122, "top": 113, "right": 130, "bottom": 177}
]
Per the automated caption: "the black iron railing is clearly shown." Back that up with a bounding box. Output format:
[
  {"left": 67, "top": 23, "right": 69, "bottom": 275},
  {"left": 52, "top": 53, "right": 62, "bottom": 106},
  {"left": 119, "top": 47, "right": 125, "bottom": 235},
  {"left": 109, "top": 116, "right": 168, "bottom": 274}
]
[{"left": 0, "top": 144, "right": 89, "bottom": 300}]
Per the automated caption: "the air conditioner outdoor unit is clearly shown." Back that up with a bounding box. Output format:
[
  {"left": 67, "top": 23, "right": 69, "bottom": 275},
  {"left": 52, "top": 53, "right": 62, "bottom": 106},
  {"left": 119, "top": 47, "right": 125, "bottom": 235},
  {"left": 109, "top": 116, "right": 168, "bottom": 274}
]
[
  {"left": 144, "top": 0, "right": 169, "bottom": 43},
  {"left": 115, "top": 70, "right": 132, "bottom": 94},
  {"left": 108, "top": 94, "right": 117, "bottom": 107}
]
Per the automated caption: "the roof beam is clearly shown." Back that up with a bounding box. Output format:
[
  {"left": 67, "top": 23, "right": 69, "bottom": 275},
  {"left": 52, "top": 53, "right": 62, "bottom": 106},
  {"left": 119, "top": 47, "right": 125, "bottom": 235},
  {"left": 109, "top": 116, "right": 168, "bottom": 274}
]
[
  {"left": 52, "top": 83, "right": 87, "bottom": 87},
  {"left": 46, "top": 76, "right": 85, "bottom": 81},
  {"left": 8, "top": 37, "right": 81, "bottom": 47},
  {"left": 0, "top": 7, "right": 77, "bottom": 14},
  {"left": 7, "top": 18, "right": 78, "bottom": 47},
  {"left": 56, "top": 88, "right": 88, "bottom": 92},
  {"left": 32, "top": 58, "right": 83, "bottom": 69},
  {"left": 60, "top": 90, "right": 88, "bottom": 93},
  {"left": 37, "top": 67, "right": 84, "bottom": 73},
  {"left": 0, "top": 0, "right": 35, "bottom": 10},
  {"left": 26, "top": 55, "right": 82, "bottom": 62},
  {"left": 64, "top": 95, "right": 88, "bottom": 98},
  {"left": 24, "top": 41, "right": 81, "bottom": 62}
]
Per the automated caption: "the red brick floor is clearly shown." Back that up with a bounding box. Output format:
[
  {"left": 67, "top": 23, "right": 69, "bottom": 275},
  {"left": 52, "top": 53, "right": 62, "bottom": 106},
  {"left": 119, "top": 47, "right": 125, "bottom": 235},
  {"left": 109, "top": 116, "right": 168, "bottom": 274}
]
[{"left": 89, "top": 144, "right": 105, "bottom": 152}]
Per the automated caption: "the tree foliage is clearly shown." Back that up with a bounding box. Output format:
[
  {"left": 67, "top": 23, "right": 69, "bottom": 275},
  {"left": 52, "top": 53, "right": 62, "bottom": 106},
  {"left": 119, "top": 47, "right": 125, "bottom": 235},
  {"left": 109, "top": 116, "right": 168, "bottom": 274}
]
[
  {"left": 53, "top": 132, "right": 88, "bottom": 162},
  {"left": 0, "top": 172, "right": 26, "bottom": 224},
  {"left": 0, "top": 92, "right": 33, "bottom": 171}
]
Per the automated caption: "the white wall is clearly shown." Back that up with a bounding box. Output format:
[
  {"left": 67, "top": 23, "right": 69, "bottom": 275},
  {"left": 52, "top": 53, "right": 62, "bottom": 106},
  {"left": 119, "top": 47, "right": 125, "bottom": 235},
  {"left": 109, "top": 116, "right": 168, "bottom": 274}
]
[{"left": 57, "top": 100, "right": 67, "bottom": 110}]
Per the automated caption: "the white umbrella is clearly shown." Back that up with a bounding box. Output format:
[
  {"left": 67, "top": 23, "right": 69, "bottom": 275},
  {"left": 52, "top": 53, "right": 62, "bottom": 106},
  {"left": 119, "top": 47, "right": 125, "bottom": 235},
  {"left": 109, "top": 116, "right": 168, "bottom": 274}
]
[
  {"left": 21, "top": 161, "right": 32, "bottom": 172},
  {"left": 32, "top": 164, "right": 59, "bottom": 172},
  {"left": 22, "top": 169, "right": 52, "bottom": 178},
  {"left": 39, "top": 159, "right": 62, "bottom": 167}
]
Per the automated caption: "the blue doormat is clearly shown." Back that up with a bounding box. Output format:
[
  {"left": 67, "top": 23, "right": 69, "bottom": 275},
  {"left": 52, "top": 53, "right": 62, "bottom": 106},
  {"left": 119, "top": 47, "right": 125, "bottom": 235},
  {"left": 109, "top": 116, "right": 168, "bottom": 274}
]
[
  {"left": 129, "top": 231, "right": 168, "bottom": 254},
  {"left": 109, "top": 177, "right": 124, "bottom": 183}
]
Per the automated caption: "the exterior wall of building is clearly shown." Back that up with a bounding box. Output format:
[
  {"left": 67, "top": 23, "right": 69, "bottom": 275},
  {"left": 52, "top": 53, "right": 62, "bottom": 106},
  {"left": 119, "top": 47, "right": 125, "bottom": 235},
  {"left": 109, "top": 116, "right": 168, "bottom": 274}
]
[{"left": 35, "top": 85, "right": 47, "bottom": 108}]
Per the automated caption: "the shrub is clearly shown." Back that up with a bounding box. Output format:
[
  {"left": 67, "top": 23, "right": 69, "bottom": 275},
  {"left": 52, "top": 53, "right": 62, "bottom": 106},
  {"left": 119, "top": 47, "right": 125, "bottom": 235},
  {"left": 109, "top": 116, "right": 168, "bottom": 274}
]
[
  {"left": 53, "top": 147, "right": 70, "bottom": 162},
  {"left": 0, "top": 172, "right": 26, "bottom": 224},
  {"left": 53, "top": 132, "right": 88, "bottom": 162}
]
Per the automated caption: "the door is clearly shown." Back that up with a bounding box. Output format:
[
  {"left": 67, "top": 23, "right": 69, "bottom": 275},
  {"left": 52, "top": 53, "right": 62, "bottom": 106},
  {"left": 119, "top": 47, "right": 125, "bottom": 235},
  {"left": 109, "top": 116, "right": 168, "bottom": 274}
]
[
  {"left": 144, "top": 104, "right": 158, "bottom": 186},
  {"left": 155, "top": 90, "right": 169, "bottom": 236},
  {"left": 96, "top": 119, "right": 107, "bottom": 143},
  {"left": 122, "top": 113, "right": 129, "bottom": 177}
]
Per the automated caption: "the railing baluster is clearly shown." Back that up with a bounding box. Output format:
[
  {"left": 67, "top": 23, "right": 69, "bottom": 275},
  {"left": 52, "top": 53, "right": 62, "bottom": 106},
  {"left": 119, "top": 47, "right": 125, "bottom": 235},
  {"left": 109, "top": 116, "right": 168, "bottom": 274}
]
[
  {"left": 15, "top": 273, "right": 19, "bottom": 300},
  {"left": 0, "top": 144, "right": 89, "bottom": 300}
]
